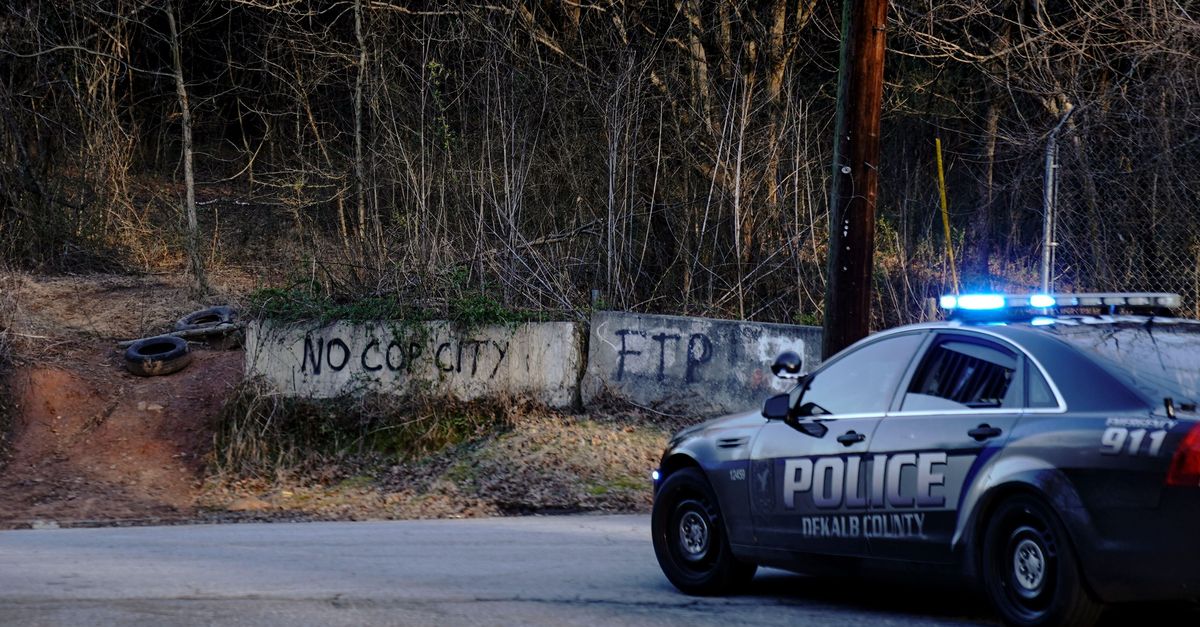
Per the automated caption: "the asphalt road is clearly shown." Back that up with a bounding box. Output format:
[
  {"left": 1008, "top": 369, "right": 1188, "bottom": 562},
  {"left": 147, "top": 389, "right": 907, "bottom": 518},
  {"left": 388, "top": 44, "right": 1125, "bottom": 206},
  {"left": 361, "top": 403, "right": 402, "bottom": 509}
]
[{"left": 0, "top": 515, "right": 1192, "bottom": 626}]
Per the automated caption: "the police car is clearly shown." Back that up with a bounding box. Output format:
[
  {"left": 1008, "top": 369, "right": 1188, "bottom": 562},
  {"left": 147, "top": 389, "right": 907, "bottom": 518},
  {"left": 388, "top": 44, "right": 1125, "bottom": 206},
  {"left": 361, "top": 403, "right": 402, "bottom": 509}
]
[{"left": 650, "top": 292, "right": 1200, "bottom": 627}]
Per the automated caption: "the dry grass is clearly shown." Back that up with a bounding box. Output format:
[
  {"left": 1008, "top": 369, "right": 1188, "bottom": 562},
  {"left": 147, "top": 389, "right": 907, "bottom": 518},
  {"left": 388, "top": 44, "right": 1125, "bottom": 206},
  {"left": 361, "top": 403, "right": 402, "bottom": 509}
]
[
  {"left": 203, "top": 381, "right": 674, "bottom": 519},
  {"left": 0, "top": 270, "right": 260, "bottom": 344},
  {"left": 211, "top": 380, "right": 515, "bottom": 478},
  {"left": 411, "top": 411, "right": 666, "bottom": 514}
]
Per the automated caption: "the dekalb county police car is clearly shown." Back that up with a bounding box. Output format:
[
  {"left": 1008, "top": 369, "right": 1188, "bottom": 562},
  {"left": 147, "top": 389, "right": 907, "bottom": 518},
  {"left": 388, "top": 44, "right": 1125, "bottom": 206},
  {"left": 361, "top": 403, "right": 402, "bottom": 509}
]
[{"left": 650, "top": 292, "right": 1200, "bottom": 627}]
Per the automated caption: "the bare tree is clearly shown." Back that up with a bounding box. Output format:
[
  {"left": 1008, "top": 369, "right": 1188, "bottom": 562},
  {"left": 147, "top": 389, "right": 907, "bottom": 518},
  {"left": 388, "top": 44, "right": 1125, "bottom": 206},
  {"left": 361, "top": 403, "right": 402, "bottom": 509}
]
[
  {"left": 2, "top": 0, "right": 1196, "bottom": 322},
  {"left": 166, "top": 1, "right": 207, "bottom": 294}
]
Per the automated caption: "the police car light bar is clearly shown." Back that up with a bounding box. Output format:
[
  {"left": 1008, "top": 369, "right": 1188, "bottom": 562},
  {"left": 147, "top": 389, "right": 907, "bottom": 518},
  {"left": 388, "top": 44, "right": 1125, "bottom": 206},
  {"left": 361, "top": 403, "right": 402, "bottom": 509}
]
[{"left": 939, "top": 292, "right": 1182, "bottom": 316}]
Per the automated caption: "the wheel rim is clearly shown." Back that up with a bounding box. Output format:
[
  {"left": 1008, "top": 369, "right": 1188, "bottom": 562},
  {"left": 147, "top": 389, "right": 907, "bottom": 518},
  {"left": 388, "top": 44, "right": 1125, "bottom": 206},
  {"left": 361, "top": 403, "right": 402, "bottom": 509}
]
[
  {"left": 667, "top": 497, "right": 718, "bottom": 571},
  {"left": 678, "top": 509, "right": 710, "bottom": 561},
  {"left": 1012, "top": 537, "right": 1046, "bottom": 596},
  {"left": 996, "top": 519, "right": 1057, "bottom": 618}
]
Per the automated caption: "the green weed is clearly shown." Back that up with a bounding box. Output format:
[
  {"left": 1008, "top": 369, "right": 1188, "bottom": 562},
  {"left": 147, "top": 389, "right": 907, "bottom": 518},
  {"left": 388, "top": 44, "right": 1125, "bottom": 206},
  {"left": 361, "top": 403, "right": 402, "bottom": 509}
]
[
  {"left": 245, "top": 286, "right": 430, "bottom": 324},
  {"left": 247, "top": 277, "right": 560, "bottom": 328}
]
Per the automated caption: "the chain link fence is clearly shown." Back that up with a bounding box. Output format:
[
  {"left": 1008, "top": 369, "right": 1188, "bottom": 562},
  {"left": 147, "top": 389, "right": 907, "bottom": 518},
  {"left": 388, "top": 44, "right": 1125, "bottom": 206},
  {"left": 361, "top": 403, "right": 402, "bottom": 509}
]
[{"left": 1052, "top": 122, "right": 1200, "bottom": 317}]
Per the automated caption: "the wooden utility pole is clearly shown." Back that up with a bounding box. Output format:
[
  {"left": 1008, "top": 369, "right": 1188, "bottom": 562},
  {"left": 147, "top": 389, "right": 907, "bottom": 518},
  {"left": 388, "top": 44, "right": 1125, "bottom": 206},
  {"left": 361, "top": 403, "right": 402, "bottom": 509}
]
[{"left": 822, "top": 0, "right": 888, "bottom": 359}]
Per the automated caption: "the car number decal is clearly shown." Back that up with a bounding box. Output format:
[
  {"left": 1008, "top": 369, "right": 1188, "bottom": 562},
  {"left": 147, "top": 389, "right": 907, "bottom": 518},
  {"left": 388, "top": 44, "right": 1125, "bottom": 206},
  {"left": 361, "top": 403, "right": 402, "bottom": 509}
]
[{"left": 1100, "top": 426, "right": 1167, "bottom": 456}]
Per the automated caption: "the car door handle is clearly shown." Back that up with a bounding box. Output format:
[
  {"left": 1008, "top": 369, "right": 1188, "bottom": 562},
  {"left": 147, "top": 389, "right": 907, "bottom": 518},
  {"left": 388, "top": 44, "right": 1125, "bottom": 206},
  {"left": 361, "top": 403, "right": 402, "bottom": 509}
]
[
  {"left": 968, "top": 424, "right": 1003, "bottom": 441},
  {"left": 836, "top": 431, "right": 866, "bottom": 446}
]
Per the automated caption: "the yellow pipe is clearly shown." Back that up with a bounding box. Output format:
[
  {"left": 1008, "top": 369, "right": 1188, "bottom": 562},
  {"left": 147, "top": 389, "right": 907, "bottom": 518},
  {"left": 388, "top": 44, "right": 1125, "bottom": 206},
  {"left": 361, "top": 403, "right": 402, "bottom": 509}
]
[{"left": 935, "top": 137, "right": 959, "bottom": 294}]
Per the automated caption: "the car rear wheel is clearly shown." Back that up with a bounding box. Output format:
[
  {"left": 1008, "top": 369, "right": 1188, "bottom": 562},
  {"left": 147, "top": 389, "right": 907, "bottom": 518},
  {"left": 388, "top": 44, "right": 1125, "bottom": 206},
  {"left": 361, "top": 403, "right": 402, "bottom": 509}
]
[
  {"left": 981, "top": 495, "right": 1104, "bottom": 626},
  {"left": 652, "top": 467, "right": 756, "bottom": 595}
]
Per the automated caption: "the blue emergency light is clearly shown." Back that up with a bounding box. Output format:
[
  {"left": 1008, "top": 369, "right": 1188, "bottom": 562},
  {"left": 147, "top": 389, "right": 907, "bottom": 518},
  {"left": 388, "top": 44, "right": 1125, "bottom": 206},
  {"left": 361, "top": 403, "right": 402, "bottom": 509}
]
[
  {"left": 938, "top": 292, "right": 1182, "bottom": 320},
  {"left": 940, "top": 294, "right": 1005, "bottom": 310},
  {"left": 1029, "top": 294, "right": 1056, "bottom": 308}
]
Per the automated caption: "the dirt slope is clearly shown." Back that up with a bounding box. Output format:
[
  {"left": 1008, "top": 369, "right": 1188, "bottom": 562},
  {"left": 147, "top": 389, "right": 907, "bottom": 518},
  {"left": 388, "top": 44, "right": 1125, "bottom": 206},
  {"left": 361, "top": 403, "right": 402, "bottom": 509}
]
[
  {"left": 0, "top": 272, "right": 247, "bottom": 528},
  {"left": 0, "top": 271, "right": 672, "bottom": 528}
]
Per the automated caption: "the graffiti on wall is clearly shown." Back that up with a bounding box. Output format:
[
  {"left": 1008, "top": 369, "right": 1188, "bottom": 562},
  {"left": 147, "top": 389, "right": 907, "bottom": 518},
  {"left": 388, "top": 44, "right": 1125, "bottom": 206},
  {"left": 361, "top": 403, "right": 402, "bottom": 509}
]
[
  {"left": 300, "top": 334, "right": 510, "bottom": 379},
  {"left": 248, "top": 320, "right": 583, "bottom": 406},
  {"left": 614, "top": 329, "right": 713, "bottom": 383},
  {"left": 609, "top": 324, "right": 807, "bottom": 385}
]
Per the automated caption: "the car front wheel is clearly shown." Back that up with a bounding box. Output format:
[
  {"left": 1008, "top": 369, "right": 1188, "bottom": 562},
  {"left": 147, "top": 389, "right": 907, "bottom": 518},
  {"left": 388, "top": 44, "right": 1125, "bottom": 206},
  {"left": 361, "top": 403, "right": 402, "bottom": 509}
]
[
  {"left": 981, "top": 495, "right": 1104, "bottom": 626},
  {"left": 651, "top": 467, "right": 756, "bottom": 595}
]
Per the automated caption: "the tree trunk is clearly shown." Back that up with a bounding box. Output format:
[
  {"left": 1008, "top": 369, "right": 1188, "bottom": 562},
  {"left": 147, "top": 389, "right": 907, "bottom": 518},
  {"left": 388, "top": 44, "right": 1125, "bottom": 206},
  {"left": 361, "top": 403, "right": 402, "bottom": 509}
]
[
  {"left": 166, "top": 2, "right": 207, "bottom": 295},
  {"left": 974, "top": 100, "right": 1000, "bottom": 288},
  {"left": 354, "top": 0, "right": 369, "bottom": 259}
]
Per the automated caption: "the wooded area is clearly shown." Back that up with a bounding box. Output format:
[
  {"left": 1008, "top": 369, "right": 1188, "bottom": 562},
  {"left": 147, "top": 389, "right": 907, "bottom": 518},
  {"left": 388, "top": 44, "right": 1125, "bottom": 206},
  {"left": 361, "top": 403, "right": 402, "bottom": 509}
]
[{"left": 1, "top": 1, "right": 1197, "bottom": 325}]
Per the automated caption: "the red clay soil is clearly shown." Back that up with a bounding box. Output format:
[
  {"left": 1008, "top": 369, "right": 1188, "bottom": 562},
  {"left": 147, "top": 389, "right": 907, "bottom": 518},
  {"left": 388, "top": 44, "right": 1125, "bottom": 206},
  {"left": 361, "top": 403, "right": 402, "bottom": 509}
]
[
  {"left": 0, "top": 342, "right": 242, "bottom": 528},
  {"left": 0, "top": 271, "right": 250, "bottom": 527}
]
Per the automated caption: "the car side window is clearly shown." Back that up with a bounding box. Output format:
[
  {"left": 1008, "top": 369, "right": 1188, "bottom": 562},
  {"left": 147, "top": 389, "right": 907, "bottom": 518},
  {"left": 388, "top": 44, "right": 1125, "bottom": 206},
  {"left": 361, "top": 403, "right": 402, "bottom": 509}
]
[
  {"left": 902, "top": 337, "right": 1019, "bottom": 411},
  {"left": 796, "top": 333, "right": 924, "bottom": 416},
  {"left": 1027, "top": 365, "right": 1058, "bottom": 408}
]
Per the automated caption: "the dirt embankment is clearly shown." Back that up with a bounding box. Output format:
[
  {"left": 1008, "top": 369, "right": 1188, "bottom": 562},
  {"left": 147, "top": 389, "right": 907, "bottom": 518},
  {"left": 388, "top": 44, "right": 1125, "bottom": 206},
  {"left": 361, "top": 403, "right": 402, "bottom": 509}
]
[
  {"left": 0, "top": 271, "right": 679, "bottom": 528},
  {"left": 0, "top": 272, "right": 248, "bottom": 528},
  {"left": 1, "top": 347, "right": 240, "bottom": 525}
]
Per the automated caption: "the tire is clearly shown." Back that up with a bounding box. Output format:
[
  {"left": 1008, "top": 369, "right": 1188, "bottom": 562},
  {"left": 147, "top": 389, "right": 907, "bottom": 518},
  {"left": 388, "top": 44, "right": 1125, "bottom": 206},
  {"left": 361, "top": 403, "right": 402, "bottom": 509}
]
[
  {"left": 175, "top": 306, "right": 237, "bottom": 332},
  {"left": 124, "top": 335, "right": 192, "bottom": 377},
  {"left": 652, "top": 467, "right": 757, "bottom": 595},
  {"left": 981, "top": 495, "right": 1104, "bottom": 627}
]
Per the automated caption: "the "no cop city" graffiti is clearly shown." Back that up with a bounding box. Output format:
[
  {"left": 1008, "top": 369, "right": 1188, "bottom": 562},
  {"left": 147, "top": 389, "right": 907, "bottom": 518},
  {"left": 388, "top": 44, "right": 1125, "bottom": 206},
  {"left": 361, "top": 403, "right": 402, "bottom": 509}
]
[{"left": 300, "top": 334, "right": 510, "bottom": 379}]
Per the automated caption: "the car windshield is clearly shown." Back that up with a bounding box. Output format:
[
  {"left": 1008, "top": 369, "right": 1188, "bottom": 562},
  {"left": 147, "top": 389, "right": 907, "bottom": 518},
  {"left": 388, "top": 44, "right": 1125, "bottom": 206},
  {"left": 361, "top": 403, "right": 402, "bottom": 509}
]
[{"left": 1045, "top": 319, "right": 1200, "bottom": 407}]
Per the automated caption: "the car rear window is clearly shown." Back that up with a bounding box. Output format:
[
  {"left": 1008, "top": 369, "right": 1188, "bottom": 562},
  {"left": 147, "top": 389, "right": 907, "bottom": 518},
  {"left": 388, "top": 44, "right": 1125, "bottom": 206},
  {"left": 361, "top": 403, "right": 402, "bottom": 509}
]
[{"left": 1046, "top": 320, "right": 1200, "bottom": 405}]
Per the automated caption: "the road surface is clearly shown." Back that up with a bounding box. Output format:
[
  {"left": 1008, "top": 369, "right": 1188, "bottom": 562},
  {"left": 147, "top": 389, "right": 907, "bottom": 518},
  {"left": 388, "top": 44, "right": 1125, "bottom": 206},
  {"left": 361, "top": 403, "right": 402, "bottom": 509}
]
[{"left": 0, "top": 515, "right": 1189, "bottom": 625}]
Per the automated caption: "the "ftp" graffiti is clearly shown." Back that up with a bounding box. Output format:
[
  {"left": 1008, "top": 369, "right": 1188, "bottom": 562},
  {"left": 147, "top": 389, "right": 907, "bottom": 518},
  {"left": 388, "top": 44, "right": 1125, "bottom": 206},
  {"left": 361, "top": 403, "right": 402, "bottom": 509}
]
[{"left": 615, "top": 329, "right": 713, "bottom": 383}]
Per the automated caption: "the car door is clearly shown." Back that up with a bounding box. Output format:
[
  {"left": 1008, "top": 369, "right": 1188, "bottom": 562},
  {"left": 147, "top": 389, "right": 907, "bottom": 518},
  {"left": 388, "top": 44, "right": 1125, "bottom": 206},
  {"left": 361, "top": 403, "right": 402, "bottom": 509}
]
[
  {"left": 866, "top": 330, "right": 1029, "bottom": 562},
  {"left": 749, "top": 331, "right": 927, "bottom": 557}
]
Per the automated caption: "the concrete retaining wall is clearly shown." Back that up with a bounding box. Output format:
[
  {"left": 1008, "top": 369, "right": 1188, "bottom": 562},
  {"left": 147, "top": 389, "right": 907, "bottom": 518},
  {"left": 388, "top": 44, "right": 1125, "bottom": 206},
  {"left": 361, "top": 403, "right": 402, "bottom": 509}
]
[
  {"left": 245, "top": 312, "right": 823, "bottom": 416},
  {"left": 581, "top": 311, "right": 823, "bottom": 415},
  {"left": 246, "top": 320, "right": 585, "bottom": 408}
]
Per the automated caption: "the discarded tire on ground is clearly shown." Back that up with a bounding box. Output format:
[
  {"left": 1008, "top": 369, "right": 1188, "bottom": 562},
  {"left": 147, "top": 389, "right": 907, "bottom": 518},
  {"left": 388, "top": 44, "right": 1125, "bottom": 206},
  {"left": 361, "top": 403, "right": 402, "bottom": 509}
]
[
  {"left": 175, "top": 306, "right": 237, "bottom": 332},
  {"left": 124, "top": 335, "right": 192, "bottom": 377},
  {"left": 175, "top": 305, "right": 241, "bottom": 349}
]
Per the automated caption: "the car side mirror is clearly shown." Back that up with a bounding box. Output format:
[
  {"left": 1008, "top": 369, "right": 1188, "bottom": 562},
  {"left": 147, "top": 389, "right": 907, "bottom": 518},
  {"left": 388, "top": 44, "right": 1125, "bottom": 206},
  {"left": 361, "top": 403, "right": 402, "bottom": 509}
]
[
  {"left": 762, "top": 393, "right": 791, "bottom": 420},
  {"left": 763, "top": 393, "right": 828, "bottom": 438},
  {"left": 771, "top": 351, "right": 803, "bottom": 379}
]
